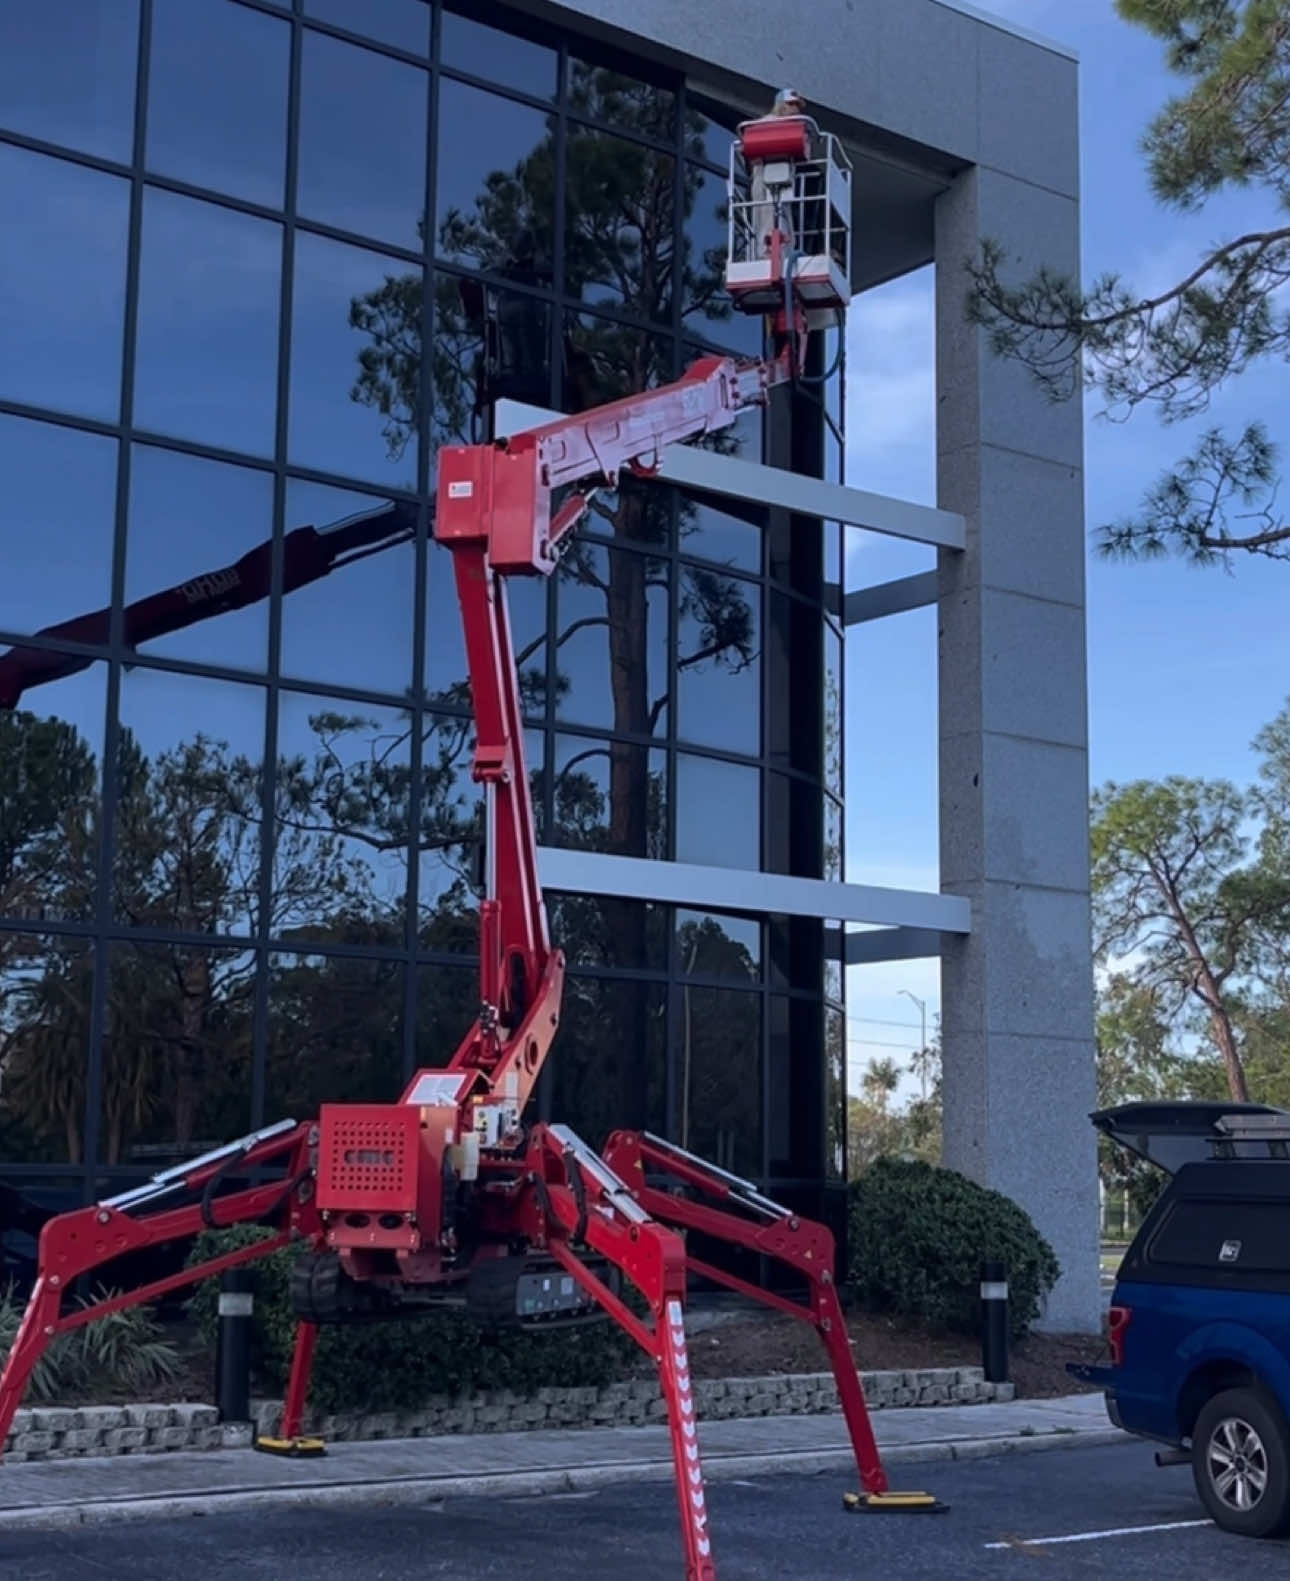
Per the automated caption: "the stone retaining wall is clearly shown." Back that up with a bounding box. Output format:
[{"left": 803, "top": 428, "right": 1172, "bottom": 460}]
[{"left": 3, "top": 1367, "right": 1014, "bottom": 1463}]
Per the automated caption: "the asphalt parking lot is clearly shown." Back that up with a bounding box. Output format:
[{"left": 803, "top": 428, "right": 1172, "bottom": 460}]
[{"left": 4, "top": 1441, "right": 1286, "bottom": 1580}]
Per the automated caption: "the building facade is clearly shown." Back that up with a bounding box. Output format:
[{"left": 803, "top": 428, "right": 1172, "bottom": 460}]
[{"left": 0, "top": 0, "right": 1099, "bottom": 1328}]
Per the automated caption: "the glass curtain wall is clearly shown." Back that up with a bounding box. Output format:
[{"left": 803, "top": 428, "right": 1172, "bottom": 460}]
[{"left": 0, "top": 0, "right": 844, "bottom": 1228}]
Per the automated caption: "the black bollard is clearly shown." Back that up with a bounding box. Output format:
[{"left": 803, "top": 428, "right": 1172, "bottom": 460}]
[
  {"left": 216, "top": 1267, "right": 254, "bottom": 1423},
  {"left": 980, "top": 1259, "right": 1009, "bottom": 1384}
]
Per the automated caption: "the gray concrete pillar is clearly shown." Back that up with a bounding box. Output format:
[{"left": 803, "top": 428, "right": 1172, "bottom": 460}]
[{"left": 934, "top": 165, "right": 1101, "bottom": 1333}]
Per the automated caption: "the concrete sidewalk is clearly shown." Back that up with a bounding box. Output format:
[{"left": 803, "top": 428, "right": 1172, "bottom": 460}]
[{"left": 0, "top": 1392, "right": 1121, "bottom": 1530}]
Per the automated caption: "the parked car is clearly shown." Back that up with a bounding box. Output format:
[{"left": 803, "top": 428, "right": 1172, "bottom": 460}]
[{"left": 1071, "top": 1100, "right": 1290, "bottom": 1539}]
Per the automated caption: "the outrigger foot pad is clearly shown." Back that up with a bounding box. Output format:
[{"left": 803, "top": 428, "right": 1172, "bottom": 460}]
[
  {"left": 254, "top": 1435, "right": 327, "bottom": 1458},
  {"left": 843, "top": 1490, "right": 948, "bottom": 1514}
]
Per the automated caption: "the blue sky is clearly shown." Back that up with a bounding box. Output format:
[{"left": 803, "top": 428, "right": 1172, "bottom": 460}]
[{"left": 842, "top": 0, "right": 1289, "bottom": 1091}]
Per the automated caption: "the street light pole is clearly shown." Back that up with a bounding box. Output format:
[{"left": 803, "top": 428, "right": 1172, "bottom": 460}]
[{"left": 899, "top": 989, "right": 928, "bottom": 1100}]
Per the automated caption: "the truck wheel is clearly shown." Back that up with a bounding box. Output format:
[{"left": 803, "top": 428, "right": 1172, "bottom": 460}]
[{"left": 1192, "top": 1387, "right": 1290, "bottom": 1539}]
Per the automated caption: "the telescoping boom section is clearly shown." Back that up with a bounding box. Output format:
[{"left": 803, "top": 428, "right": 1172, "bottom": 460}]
[{"left": 0, "top": 103, "right": 943, "bottom": 1580}]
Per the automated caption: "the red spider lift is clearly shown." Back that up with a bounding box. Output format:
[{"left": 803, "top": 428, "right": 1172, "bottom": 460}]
[{"left": 0, "top": 107, "right": 942, "bottom": 1578}]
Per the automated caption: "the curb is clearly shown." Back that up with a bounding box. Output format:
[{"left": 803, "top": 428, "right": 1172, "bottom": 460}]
[{"left": 0, "top": 1426, "right": 1131, "bottom": 1531}]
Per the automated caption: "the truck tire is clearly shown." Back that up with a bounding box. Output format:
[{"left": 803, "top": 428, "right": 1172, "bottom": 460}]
[{"left": 1192, "top": 1386, "right": 1290, "bottom": 1539}]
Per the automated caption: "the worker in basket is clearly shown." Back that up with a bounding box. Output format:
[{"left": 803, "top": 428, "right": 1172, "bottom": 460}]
[{"left": 749, "top": 87, "right": 812, "bottom": 259}]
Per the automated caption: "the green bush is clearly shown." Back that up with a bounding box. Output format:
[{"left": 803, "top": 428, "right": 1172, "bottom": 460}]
[
  {"left": 185, "top": 1230, "right": 636, "bottom": 1414},
  {"left": 847, "top": 1158, "right": 1060, "bottom": 1339},
  {"left": 0, "top": 1280, "right": 183, "bottom": 1403}
]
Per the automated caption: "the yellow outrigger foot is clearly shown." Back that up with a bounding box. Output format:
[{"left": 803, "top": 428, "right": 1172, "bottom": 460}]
[
  {"left": 254, "top": 1435, "right": 327, "bottom": 1458},
  {"left": 843, "top": 1490, "right": 948, "bottom": 1514}
]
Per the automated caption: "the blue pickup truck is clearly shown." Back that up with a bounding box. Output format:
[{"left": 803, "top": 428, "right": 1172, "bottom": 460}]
[{"left": 1072, "top": 1101, "right": 1290, "bottom": 1539}]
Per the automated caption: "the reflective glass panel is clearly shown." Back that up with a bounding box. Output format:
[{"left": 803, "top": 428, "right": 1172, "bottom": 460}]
[
  {"left": 273, "top": 690, "right": 412, "bottom": 946},
  {"left": 434, "top": 81, "right": 555, "bottom": 271},
  {"left": 677, "top": 566, "right": 760, "bottom": 756},
  {"left": 432, "top": 274, "right": 553, "bottom": 450},
  {"left": 304, "top": 0, "right": 430, "bottom": 54},
  {"left": 565, "top": 59, "right": 675, "bottom": 140},
  {"left": 424, "top": 547, "right": 546, "bottom": 717},
  {"left": 126, "top": 445, "right": 274, "bottom": 673},
  {"left": 674, "top": 985, "right": 760, "bottom": 1177},
  {"left": 134, "top": 189, "right": 281, "bottom": 457},
  {"left": 826, "top": 1005, "right": 845, "bottom": 1180},
  {"left": 415, "top": 712, "right": 491, "bottom": 953},
  {"left": 551, "top": 736, "right": 666, "bottom": 860},
  {"left": 148, "top": 0, "right": 289, "bottom": 207},
  {"left": 0, "top": 1, "right": 139, "bottom": 162},
  {"left": 414, "top": 962, "right": 478, "bottom": 1070},
  {"left": 564, "top": 125, "right": 674, "bottom": 324},
  {"left": 675, "top": 755, "right": 758, "bottom": 870},
  {"left": 681, "top": 162, "right": 763, "bottom": 356},
  {"left": 0, "top": 666, "right": 105, "bottom": 924},
  {"left": 677, "top": 493, "right": 761, "bottom": 574},
  {"left": 824, "top": 624, "right": 842, "bottom": 794},
  {"left": 684, "top": 97, "right": 739, "bottom": 172},
  {"left": 550, "top": 976, "right": 665, "bottom": 1147},
  {"left": 440, "top": 7, "right": 558, "bottom": 99},
  {"left": 114, "top": 669, "right": 266, "bottom": 936},
  {"left": 0, "top": 414, "right": 116, "bottom": 639},
  {"left": 0, "top": 146, "right": 129, "bottom": 422},
  {"left": 102, "top": 941, "right": 255, "bottom": 1167},
  {"left": 267, "top": 952, "right": 404, "bottom": 1117},
  {"left": 564, "top": 315, "right": 672, "bottom": 411},
  {"left": 676, "top": 910, "right": 760, "bottom": 983},
  {"left": 297, "top": 29, "right": 428, "bottom": 251},
  {"left": 555, "top": 543, "right": 667, "bottom": 736},
  {"left": 546, "top": 894, "right": 667, "bottom": 971},
  {"left": 0, "top": 935, "right": 93, "bottom": 1164},
  {"left": 279, "top": 478, "right": 416, "bottom": 697},
  {"left": 289, "top": 232, "right": 422, "bottom": 488}
]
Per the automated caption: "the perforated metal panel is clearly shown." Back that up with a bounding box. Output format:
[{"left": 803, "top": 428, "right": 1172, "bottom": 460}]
[{"left": 316, "top": 1104, "right": 419, "bottom": 1213}]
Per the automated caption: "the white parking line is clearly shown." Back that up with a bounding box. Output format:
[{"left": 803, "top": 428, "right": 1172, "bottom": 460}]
[{"left": 985, "top": 1518, "right": 1213, "bottom": 1549}]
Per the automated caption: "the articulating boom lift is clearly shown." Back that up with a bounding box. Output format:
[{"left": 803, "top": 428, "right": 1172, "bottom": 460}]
[{"left": 0, "top": 104, "right": 940, "bottom": 1577}]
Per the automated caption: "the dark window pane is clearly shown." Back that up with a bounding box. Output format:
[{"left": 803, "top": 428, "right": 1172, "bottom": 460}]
[
  {"left": 768, "top": 914, "right": 826, "bottom": 996},
  {"left": 279, "top": 480, "right": 415, "bottom": 696},
  {"left": 273, "top": 691, "right": 411, "bottom": 946},
  {"left": 434, "top": 81, "right": 554, "bottom": 271},
  {"left": 564, "top": 314, "right": 673, "bottom": 412},
  {"left": 134, "top": 189, "right": 281, "bottom": 456},
  {"left": 1150, "top": 1199, "right": 1290, "bottom": 1273},
  {"left": 0, "top": 146, "right": 129, "bottom": 422},
  {"left": 126, "top": 445, "right": 274, "bottom": 673},
  {"left": 413, "top": 962, "right": 478, "bottom": 1073},
  {"left": 824, "top": 523, "right": 842, "bottom": 618},
  {"left": 768, "top": 994, "right": 823, "bottom": 1178},
  {"left": 441, "top": 7, "right": 557, "bottom": 99},
  {"left": 0, "top": 669, "right": 105, "bottom": 925},
  {"left": 0, "top": 1, "right": 139, "bottom": 161},
  {"left": 675, "top": 984, "right": 760, "bottom": 1177},
  {"left": 550, "top": 977, "right": 665, "bottom": 1147},
  {"left": 546, "top": 894, "right": 667, "bottom": 971},
  {"left": 564, "top": 126, "right": 674, "bottom": 324},
  {"left": 290, "top": 232, "right": 421, "bottom": 487},
  {"left": 304, "top": 0, "right": 430, "bottom": 54},
  {"left": 684, "top": 96, "right": 740, "bottom": 172},
  {"left": 823, "top": 922, "right": 843, "bottom": 1002},
  {"left": 566, "top": 59, "right": 675, "bottom": 140},
  {"left": 0, "top": 414, "right": 116, "bottom": 638},
  {"left": 433, "top": 273, "right": 553, "bottom": 446},
  {"left": 114, "top": 669, "right": 266, "bottom": 936},
  {"left": 552, "top": 736, "right": 666, "bottom": 860},
  {"left": 555, "top": 543, "right": 667, "bottom": 735},
  {"left": 0, "top": 936, "right": 93, "bottom": 1165},
  {"left": 825, "top": 624, "right": 842, "bottom": 795},
  {"left": 298, "top": 31, "right": 428, "bottom": 251},
  {"left": 681, "top": 162, "right": 763, "bottom": 356},
  {"left": 678, "top": 493, "right": 762, "bottom": 574},
  {"left": 267, "top": 952, "right": 404, "bottom": 1118},
  {"left": 676, "top": 755, "right": 758, "bottom": 870},
  {"left": 826, "top": 1005, "right": 845, "bottom": 1179},
  {"left": 677, "top": 566, "right": 760, "bottom": 756},
  {"left": 101, "top": 940, "right": 254, "bottom": 1167},
  {"left": 676, "top": 910, "right": 760, "bottom": 983},
  {"left": 147, "top": 0, "right": 288, "bottom": 207},
  {"left": 767, "top": 592, "right": 822, "bottom": 779}
]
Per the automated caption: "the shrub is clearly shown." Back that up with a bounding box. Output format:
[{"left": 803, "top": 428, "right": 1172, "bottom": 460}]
[
  {"left": 847, "top": 1157, "right": 1060, "bottom": 1339},
  {"left": 185, "top": 1230, "right": 636, "bottom": 1413},
  {"left": 0, "top": 1280, "right": 183, "bottom": 1403}
]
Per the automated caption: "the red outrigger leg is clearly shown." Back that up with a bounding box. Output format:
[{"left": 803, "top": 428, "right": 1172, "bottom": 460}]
[
  {"left": 601, "top": 1129, "right": 889, "bottom": 1498},
  {"left": 0, "top": 1120, "right": 319, "bottom": 1451}
]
